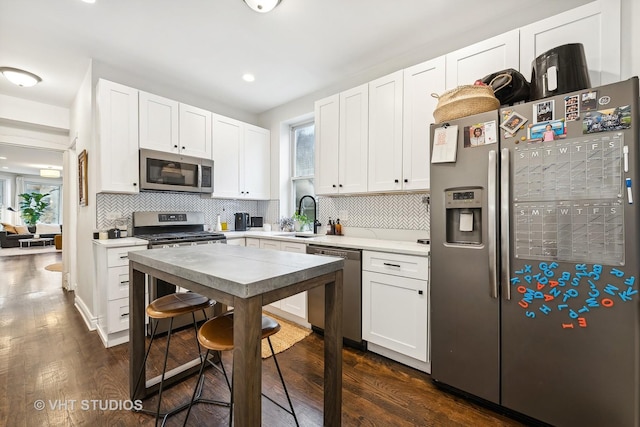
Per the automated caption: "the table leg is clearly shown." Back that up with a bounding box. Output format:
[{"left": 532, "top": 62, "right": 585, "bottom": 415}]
[
  {"left": 232, "top": 296, "right": 262, "bottom": 426},
  {"left": 324, "top": 270, "right": 343, "bottom": 426},
  {"left": 129, "top": 265, "right": 147, "bottom": 400}
]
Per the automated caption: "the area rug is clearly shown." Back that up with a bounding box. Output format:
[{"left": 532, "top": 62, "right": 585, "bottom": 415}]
[
  {"left": 261, "top": 313, "right": 312, "bottom": 359},
  {"left": 44, "top": 262, "right": 63, "bottom": 272}
]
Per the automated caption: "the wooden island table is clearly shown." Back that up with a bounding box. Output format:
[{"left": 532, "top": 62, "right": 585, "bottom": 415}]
[{"left": 128, "top": 244, "right": 344, "bottom": 426}]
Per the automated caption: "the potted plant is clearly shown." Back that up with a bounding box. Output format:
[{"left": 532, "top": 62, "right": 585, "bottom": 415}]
[
  {"left": 292, "top": 212, "right": 309, "bottom": 232},
  {"left": 18, "top": 192, "right": 51, "bottom": 226}
]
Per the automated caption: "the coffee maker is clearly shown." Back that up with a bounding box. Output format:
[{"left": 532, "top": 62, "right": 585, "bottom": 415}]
[{"left": 234, "top": 213, "right": 250, "bottom": 231}]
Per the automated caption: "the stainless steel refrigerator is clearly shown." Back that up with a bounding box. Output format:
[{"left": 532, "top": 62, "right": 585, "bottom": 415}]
[{"left": 430, "top": 77, "right": 639, "bottom": 426}]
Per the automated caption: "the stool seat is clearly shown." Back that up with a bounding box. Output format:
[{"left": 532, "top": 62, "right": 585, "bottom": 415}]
[
  {"left": 198, "top": 312, "right": 281, "bottom": 351},
  {"left": 146, "top": 292, "right": 214, "bottom": 319}
]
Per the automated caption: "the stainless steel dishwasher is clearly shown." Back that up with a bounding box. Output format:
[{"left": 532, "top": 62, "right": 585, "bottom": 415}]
[{"left": 306, "top": 245, "right": 365, "bottom": 350}]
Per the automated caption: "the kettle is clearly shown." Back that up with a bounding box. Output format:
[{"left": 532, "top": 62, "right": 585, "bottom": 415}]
[
  {"left": 530, "top": 43, "right": 591, "bottom": 101},
  {"left": 234, "top": 213, "right": 250, "bottom": 231}
]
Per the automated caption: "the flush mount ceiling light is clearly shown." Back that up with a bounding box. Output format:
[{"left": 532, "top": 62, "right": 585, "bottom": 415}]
[
  {"left": 243, "top": 0, "right": 281, "bottom": 13},
  {"left": 40, "top": 169, "right": 61, "bottom": 178},
  {"left": 0, "top": 67, "right": 42, "bottom": 87},
  {"left": 242, "top": 73, "right": 256, "bottom": 82}
]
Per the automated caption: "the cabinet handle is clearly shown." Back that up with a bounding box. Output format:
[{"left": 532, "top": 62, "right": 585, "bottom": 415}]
[
  {"left": 119, "top": 255, "right": 128, "bottom": 259},
  {"left": 133, "top": 183, "right": 137, "bottom": 186},
  {"left": 120, "top": 312, "right": 129, "bottom": 318},
  {"left": 120, "top": 280, "right": 129, "bottom": 285},
  {"left": 418, "top": 290, "right": 423, "bottom": 295},
  {"left": 404, "top": 179, "right": 408, "bottom": 183},
  {"left": 339, "top": 184, "right": 343, "bottom": 187},
  {"left": 394, "top": 179, "right": 399, "bottom": 183},
  {"left": 332, "top": 184, "right": 337, "bottom": 188},
  {"left": 181, "top": 146, "right": 185, "bottom": 150},
  {"left": 174, "top": 144, "right": 178, "bottom": 148},
  {"left": 383, "top": 262, "right": 401, "bottom": 268}
]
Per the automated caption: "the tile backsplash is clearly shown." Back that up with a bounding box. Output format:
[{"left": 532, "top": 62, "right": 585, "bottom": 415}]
[
  {"left": 96, "top": 193, "right": 278, "bottom": 231},
  {"left": 96, "top": 192, "right": 430, "bottom": 235}
]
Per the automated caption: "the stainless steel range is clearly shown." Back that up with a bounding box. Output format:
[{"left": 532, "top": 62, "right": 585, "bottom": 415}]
[{"left": 132, "top": 211, "right": 226, "bottom": 334}]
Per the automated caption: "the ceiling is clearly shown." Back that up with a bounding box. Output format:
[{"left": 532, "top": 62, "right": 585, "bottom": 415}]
[
  {"left": 0, "top": 0, "right": 593, "bottom": 174},
  {"left": 0, "top": 143, "right": 63, "bottom": 177}
]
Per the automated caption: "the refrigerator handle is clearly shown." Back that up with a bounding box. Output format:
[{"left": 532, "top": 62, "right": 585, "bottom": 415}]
[
  {"left": 500, "top": 148, "right": 511, "bottom": 301},
  {"left": 488, "top": 150, "right": 498, "bottom": 299}
]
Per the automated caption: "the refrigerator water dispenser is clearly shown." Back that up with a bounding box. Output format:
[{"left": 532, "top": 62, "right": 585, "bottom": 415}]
[{"left": 445, "top": 188, "right": 482, "bottom": 245}]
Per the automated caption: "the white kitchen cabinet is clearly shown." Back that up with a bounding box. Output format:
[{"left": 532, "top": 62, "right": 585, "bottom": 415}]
[
  {"left": 402, "top": 56, "right": 445, "bottom": 191},
  {"left": 445, "top": 29, "right": 520, "bottom": 90},
  {"left": 94, "top": 241, "right": 148, "bottom": 348},
  {"left": 139, "top": 91, "right": 179, "bottom": 153},
  {"left": 519, "top": 0, "right": 620, "bottom": 88},
  {"left": 257, "top": 239, "right": 307, "bottom": 320},
  {"left": 245, "top": 238, "right": 260, "bottom": 248},
  {"left": 179, "top": 103, "right": 212, "bottom": 159},
  {"left": 315, "top": 84, "right": 368, "bottom": 195},
  {"left": 95, "top": 79, "right": 140, "bottom": 194},
  {"left": 367, "top": 70, "right": 404, "bottom": 192},
  {"left": 362, "top": 250, "right": 429, "bottom": 369},
  {"left": 212, "top": 114, "right": 270, "bottom": 199},
  {"left": 139, "top": 92, "right": 212, "bottom": 159},
  {"left": 226, "top": 238, "right": 245, "bottom": 246}
]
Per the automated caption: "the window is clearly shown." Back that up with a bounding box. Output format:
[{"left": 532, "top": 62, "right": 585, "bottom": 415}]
[
  {"left": 0, "top": 178, "right": 6, "bottom": 222},
  {"left": 291, "top": 121, "right": 315, "bottom": 219},
  {"left": 24, "top": 181, "right": 62, "bottom": 224}
]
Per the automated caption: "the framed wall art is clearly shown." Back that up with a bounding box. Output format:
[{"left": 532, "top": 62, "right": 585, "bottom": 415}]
[{"left": 78, "top": 149, "right": 88, "bottom": 206}]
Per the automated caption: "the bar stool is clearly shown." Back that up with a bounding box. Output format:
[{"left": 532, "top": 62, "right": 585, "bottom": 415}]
[
  {"left": 132, "top": 292, "right": 216, "bottom": 427},
  {"left": 182, "top": 311, "right": 299, "bottom": 427}
]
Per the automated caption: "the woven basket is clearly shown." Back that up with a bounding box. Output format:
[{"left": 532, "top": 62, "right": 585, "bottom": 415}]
[{"left": 432, "top": 85, "right": 500, "bottom": 124}]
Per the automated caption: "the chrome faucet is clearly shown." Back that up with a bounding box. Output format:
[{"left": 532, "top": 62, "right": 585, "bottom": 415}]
[{"left": 298, "top": 195, "right": 321, "bottom": 234}]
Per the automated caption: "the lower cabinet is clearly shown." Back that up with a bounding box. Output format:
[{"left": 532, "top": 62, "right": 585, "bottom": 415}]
[
  {"left": 362, "top": 250, "right": 430, "bottom": 372},
  {"left": 226, "top": 238, "right": 246, "bottom": 246},
  {"left": 257, "top": 239, "right": 308, "bottom": 321},
  {"left": 94, "top": 241, "right": 148, "bottom": 348}
]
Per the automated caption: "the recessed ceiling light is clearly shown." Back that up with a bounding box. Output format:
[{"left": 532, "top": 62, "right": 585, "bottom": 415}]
[
  {"left": 0, "top": 67, "right": 42, "bottom": 87},
  {"left": 243, "top": 0, "right": 281, "bottom": 13},
  {"left": 242, "top": 73, "right": 256, "bottom": 82}
]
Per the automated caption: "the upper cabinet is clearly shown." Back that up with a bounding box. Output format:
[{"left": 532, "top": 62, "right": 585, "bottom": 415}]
[
  {"left": 139, "top": 92, "right": 212, "bottom": 160},
  {"left": 212, "top": 114, "right": 270, "bottom": 200},
  {"left": 139, "top": 91, "right": 179, "bottom": 153},
  {"left": 519, "top": 0, "right": 620, "bottom": 88},
  {"left": 402, "top": 56, "right": 446, "bottom": 191},
  {"left": 96, "top": 79, "right": 140, "bottom": 194},
  {"left": 315, "top": 84, "right": 368, "bottom": 196},
  {"left": 179, "top": 103, "right": 212, "bottom": 159},
  {"left": 367, "top": 70, "right": 404, "bottom": 192},
  {"left": 445, "top": 29, "right": 520, "bottom": 89}
]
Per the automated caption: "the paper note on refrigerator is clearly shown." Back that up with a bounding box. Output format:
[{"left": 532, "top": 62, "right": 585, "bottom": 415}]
[{"left": 431, "top": 125, "right": 458, "bottom": 163}]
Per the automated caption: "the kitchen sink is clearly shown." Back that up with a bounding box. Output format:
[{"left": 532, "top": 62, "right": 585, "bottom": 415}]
[{"left": 293, "top": 233, "right": 322, "bottom": 238}]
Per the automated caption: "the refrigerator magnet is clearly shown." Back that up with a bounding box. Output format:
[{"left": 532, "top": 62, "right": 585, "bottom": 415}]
[
  {"left": 580, "top": 90, "right": 598, "bottom": 111},
  {"left": 500, "top": 112, "right": 528, "bottom": 135},
  {"left": 534, "top": 100, "right": 554, "bottom": 123},
  {"left": 564, "top": 95, "right": 580, "bottom": 121}
]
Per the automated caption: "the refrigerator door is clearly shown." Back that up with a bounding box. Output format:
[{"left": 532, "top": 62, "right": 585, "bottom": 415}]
[
  {"left": 500, "top": 78, "right": 640, "bottom": 426},
  {"left": 430, "top": 110, "right": 501, "bottom": 403}
]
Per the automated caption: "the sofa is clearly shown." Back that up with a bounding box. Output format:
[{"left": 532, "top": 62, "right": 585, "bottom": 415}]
[{"left": 0, "top": 224, "right": 62, "bottom": 248}]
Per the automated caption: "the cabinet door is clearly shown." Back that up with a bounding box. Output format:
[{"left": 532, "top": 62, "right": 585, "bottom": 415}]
[
  {"left": 339, "top": 84, "right": 369, "bottom": 194},
  {"left": 259, "top": 240, "right": 281, "bottom": 251},
  {"left": 445, "top": 29, "right": 520, "bottom": 89},
  {"left": 226, "top": 238, "right": 246, "bottom": 246},
  {"left": 403, "top": 56, "right": 445, "bottom": 191},
  {"left": 314, "top": 94, "right": 340, "bottom": 195},
  {"left": 96, "top": 79, "right": 139, "bottom": 194},
  {"left": 212, "top": 114, "right": 242, "bottom": 198},
  {"left": 179, "top": 103, "right": 212, "bottom": 159},
  {"left": 245, "top": 238, "right": 260, "bottom": 248},
  {"left": 362, "top": 270, "right": 428, "bottom": 361},
  {"left": 519, "top": 0, "right": 620, "bottom": 87},
  {"left": 139, "top": 91, "right": 179, "bottom": 153},
  {"left": 242, "top": 125, "right": 270, "bottom": 200},
  {"left": 368, "top": 70, "right": 404, "bottom": 192},
  {"left": 279, "top": 241, "right": 307, "bottom": 318}
]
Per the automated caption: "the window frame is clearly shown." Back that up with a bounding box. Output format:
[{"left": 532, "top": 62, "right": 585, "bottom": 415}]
[{"left": 290, "top": 120, "right": 315, "bottom": 217}]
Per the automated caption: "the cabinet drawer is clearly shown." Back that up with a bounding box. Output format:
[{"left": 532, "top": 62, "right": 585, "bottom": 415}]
[
  {"left": 107, "top": 297, "right": 130, "bottom": 333},
  {"left": 107, "top": 265, "right": 131, "bottom": 301},
  {"left": 363, "top": 250, "right": 428, "bottom": 280},
  {"left": 107, "top": 246, "right": 147, "bottom": 267}
]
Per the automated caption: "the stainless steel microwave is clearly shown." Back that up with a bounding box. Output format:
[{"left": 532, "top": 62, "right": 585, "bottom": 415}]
[{"left": 139, "top": 149, "right": 213, "bottom": 193}]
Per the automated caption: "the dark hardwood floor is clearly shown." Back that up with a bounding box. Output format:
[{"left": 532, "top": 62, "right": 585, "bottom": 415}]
[{"left": 0, "top": 252, "right": 525, "bottom": 426}]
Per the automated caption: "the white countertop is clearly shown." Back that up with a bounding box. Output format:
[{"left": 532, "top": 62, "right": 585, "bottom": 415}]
[
  {"left": 92, "top": 237, "right": 148, "bottom": 248},
  {"left": 223, "top": 230, "right": 430, "bottom": 257}
]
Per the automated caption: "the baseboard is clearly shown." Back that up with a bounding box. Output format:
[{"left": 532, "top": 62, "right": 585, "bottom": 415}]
[
  {"left": 74, "top": 295, "right": 96, "bottom": 331},
  {"left": 96, "top": 325, "right": 129, "bottom": 348},
  {"left": 367, "top": 342, "right": 431, "bottom": 374}
]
